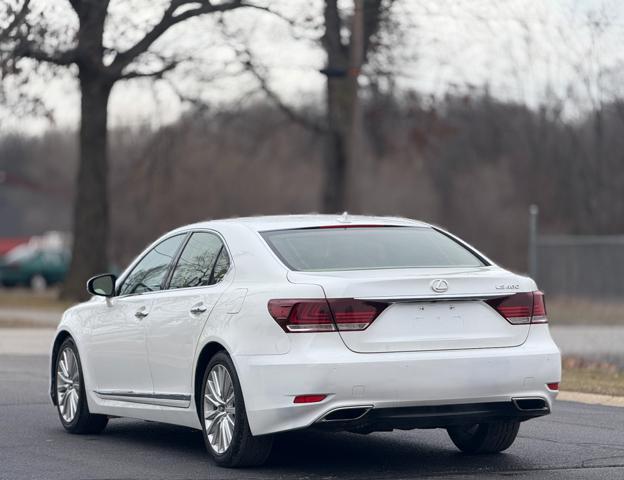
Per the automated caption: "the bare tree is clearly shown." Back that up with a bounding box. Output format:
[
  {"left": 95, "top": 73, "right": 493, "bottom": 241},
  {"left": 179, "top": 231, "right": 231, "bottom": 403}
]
[
  {"left": 321, "top": 0, "right": 387, "bottom": 212},
  {"left": 231, "top": 0, "right": 392, "bottom": 213},
  {"left": 1, "top": 0, "right": 265, "bottom": 299}
]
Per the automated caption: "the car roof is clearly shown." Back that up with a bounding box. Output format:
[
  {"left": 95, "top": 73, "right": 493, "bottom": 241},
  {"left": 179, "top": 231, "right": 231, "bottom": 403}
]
[{"left": 181, "top": 214, "right": 431, "bottom": 233}]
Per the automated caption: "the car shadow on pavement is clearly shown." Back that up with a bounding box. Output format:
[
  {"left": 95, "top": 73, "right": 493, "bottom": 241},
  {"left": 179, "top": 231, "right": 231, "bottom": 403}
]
[
  {"left": 267, "top": 429, "right": 535, "bottom": 477},
  {"left": 99, "top": 419, "right": 536, "bottom": 477}
]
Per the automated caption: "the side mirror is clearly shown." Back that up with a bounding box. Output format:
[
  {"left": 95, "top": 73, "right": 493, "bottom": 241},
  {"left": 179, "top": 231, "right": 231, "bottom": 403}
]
[{"left": 87, "top": 273, "right": 117, "bottom": 297}]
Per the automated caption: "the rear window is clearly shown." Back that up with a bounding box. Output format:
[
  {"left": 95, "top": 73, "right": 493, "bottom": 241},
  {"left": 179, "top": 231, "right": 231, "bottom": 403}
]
[{"left": 261, "top": 227, "right": 486, "bottom": 271}]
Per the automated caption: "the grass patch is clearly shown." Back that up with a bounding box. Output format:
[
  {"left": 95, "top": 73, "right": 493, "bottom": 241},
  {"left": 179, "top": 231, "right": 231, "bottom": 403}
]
[
  {"left": 562, "top": 357, "right": 624, "bottom": 396},
  {"left": 548, "top": 297, "right": 624, "bottom": 326}
]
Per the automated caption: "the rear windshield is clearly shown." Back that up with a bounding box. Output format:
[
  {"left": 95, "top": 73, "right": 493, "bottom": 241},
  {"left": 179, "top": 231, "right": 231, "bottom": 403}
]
[{"left": 261, "top": 227, "right": 486, "bottom": 271}]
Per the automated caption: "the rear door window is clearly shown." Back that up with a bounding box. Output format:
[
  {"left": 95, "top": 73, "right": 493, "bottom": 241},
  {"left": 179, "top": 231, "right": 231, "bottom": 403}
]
[{"left": 168, "top": 232, "right": 229, "bottom": 289}]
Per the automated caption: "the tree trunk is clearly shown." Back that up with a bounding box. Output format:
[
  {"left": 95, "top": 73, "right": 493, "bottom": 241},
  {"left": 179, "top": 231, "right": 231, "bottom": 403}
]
[
  {"left": 321, "top": 0, "right": 366, "bottom": 214},
  {"left": 321, "top": 0, "right": 352, "bottom": 214},
  {"left": 322, "top": 79, "right": 352, "bottom": 213},
  {"left": 60, "top": 71, "right": 112, "bottom": 300}
]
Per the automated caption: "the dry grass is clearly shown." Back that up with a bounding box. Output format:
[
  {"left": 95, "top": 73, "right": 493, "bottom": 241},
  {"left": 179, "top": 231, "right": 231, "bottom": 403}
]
[
  {"left": 562, "top": 357, "right": 624, "bottom": 396},
  {"left": 547, "top": 297, "right": 624, "bottom": 326},
  {"left": 0, "top": 289, "right": 73, "bottom": 311}
]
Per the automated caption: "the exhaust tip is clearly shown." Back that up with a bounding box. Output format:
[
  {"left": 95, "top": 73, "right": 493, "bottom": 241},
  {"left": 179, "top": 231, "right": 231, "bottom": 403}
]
[
  {"left": 512, "top": 397, "right": 548, "bottom": 412},
  {"left": 320, "top": 406, "right": 372, "bottom": 422}
]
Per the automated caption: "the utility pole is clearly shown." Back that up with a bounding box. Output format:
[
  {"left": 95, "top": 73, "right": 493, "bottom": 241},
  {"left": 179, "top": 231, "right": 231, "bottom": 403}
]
[
  {"left": 528, "top": 204, "right": 539, "bottom": 280},
  {"left": 346, "top": 0, "right": 365, "bottom": 210}
]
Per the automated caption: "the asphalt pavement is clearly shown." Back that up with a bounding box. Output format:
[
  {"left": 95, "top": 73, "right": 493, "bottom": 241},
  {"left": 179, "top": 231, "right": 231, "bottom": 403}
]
[{"left": 1, "top": 355, "right": 624, "bottom": 480}]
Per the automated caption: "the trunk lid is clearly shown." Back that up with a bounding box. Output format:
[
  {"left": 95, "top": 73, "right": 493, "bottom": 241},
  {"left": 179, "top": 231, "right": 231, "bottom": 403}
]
[{"left": 287, "top": 267, "right": 533, "bottom": 353}]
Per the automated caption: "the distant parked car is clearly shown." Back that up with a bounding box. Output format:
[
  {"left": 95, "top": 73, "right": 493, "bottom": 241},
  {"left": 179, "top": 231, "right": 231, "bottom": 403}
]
[{"left": 0, "top": 243, "right": 69, "bottom": 290}]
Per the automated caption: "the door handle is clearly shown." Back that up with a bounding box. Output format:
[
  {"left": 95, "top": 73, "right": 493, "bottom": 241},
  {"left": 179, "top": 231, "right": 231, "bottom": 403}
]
[
  {"left": 135, "top": 310, "right": 149, "bottom": 319},
  {"left": 190, "top": 304, "right": 207, "bottom": 314}
]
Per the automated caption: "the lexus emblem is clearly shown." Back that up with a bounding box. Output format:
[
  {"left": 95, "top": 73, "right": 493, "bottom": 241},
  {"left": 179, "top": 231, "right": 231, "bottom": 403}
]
[{"left": 430, "top": 279, "right": 449, "bottom": 293}]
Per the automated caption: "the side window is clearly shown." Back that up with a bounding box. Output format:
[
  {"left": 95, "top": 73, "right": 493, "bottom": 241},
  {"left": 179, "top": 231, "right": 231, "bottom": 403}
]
[
  {"left": 169, "top": 232, "right": 229, "bottom": 289},
  {"left": 211, "top": 248, "right": 230, "bottom": 284},
  {"left": 119, "top": 234, "right": 185, "bottom": 296}
]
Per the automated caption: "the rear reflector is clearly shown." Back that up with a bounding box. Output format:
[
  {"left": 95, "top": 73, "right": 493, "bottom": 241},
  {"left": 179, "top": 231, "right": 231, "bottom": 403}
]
[
  {"left": 486, "top": 291, "right": 548, "bottom": 325},
  {"left": 293, "top": 394, "right": 327, "bottom": 404},
  {"left": 547, "top": 383, "right": 559, "bottom": 391},
  {"left": 268, "top": 298, "right": 387, "bottom": 333}
]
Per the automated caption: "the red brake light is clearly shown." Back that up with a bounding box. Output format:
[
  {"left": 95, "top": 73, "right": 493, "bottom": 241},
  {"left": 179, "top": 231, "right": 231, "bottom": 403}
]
[
  {"left": 329, "top": 299, "right": 387, "bottom": 331},
  {"left": 486, "top": 291, "right": 548, "bottom": 325},
  {"left": 268, "top": 298, "right": 387, "bottom": 332},
  {"left": 268, "top": 299, "right": 334, "bottom": 332},
  {"left": 547, "top": 382, "right": 559, "bottom": 391},
  {"left": 317, "top": 224, "right": 386, "bottom": 229}
]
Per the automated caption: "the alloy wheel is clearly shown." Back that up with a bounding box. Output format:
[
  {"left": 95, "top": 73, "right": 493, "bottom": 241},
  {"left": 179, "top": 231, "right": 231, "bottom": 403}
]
[
  {"left": 203, "top": 364, "right": 236, "bottom": 454},
  {"left": 56, "top": 347, "right": 81, "bottom": 423}
]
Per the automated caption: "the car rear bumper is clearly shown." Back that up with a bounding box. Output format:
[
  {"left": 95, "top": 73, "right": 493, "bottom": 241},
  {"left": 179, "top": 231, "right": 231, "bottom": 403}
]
[
  {"left": 235, "top": 324, "right": 561, "bottom": 436},
  {"left": 314, "top": 399, "right": 550, "bottom": 433}
]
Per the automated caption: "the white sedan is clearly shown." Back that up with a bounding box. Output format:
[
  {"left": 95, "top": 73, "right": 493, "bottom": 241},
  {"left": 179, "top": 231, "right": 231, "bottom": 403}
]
[{"left": 50, "top": 215, "right": 561, "bottom": 467}]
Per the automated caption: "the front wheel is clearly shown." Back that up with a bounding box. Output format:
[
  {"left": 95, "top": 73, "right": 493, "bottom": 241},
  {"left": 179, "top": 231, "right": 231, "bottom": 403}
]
[
  {"left": 55, "top": 338, "right": 108, "bottom": 434},
  {"left": 447, "top": 420, "right": 520, "bottom": 454},
  {"left": 200, "top": 352, "right": 273, "bottom": 467}
]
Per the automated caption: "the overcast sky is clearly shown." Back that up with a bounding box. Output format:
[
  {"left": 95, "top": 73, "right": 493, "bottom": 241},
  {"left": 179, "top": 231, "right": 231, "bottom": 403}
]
[{"left": 4, "top": 0, "right": 624, "bottom": 133}]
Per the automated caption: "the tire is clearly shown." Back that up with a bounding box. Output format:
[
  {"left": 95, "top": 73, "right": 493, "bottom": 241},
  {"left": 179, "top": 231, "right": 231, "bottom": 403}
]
[
  {"left": 30, "top": 274, "right": 48, "bottom": 292},
  {"left": 447, "top": 420, "right": 520, "bottom": 454},
  {"left": 200, "top": 351, "right": 273, "bottom": 467},
  {"left": 55, "top": 338, "right": 108, "bottom": 434}
]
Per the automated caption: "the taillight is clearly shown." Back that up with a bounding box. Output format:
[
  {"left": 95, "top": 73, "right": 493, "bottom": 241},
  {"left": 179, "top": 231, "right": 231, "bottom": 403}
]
[
  {"left": 486, "top": 291, "right": 548, "bottom": 325},
  {"left": 329, "top": 299, "right": 387, "bottom": 331},
  {"left": 268, "top": 299, "right": 334, "bottom": 332},
  {"left": 531, "top": 291, "right": 547, "bottom": 323},
  {"left": 267, "top": 298, "right": 387, "bottom": 332}
]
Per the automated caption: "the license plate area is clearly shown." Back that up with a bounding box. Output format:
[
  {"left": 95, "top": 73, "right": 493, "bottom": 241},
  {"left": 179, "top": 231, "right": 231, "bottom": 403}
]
[{"left": 337, "top": 300, "right": 530, "bottom": 352}]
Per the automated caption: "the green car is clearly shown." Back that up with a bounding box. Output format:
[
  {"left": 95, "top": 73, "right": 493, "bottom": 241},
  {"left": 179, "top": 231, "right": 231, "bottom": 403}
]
[{"left": 0, "top": 245, "right": 70, "bottom": 290}]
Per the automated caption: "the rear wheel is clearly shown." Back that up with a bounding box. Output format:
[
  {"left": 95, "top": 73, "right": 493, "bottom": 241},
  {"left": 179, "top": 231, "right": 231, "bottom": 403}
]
[
  {"left": 200, "top": 352, "right": 273, "bottom": 467},
  {"left": 447, "top": 420, "right": 520, "bottom": 454},
  {"left": 55, "top": 338, "right": 108, "bottom": 434},
  {"left": 30, "top": 274, "right": 47, "bottom": 292}
]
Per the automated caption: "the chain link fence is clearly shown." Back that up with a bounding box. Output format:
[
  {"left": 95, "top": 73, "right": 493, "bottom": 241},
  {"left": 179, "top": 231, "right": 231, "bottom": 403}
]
[
  {"left": 527, "top": 206, "right": 624, "bottom": 325},
  {"left": 535, "top": 234, "right": 624, "bottom": 299}
]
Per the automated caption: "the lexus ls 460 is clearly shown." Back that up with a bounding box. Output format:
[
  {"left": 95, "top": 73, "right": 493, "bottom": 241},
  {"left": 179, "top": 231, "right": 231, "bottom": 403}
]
[{"left": 50, "top": 215, "right": 561, "bottom": 467}]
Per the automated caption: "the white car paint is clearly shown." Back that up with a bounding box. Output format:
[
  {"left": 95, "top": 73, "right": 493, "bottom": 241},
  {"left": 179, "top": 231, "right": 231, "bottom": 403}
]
[{"left": 50, "top": 214, "right": 561, "bottom": 436}]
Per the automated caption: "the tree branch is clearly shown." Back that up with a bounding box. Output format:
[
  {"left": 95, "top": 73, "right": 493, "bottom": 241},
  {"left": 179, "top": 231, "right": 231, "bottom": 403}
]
[
  {"left": 322, "top": 0, "right": 348, "bottom": 65},
  {"left": 120, "top": 61, "right": 178, "bottom": 80},
  {"left": 361, "top": 0, "right": 385, "bottom": 61},
  {"left": 235, "top": 44, "right": 325, "bottom": 134},
  {"left": 66, "top": 0, "right": 83, "bottom": 14},
  {"left": 15, "top": 42, "right": 77, "bottom": 65},
  {"left": 109, "top": 0, "right": 247, "bottom": 76},
  {"left": 0, "top": 0, "right": 30, "bottom": 43}
]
